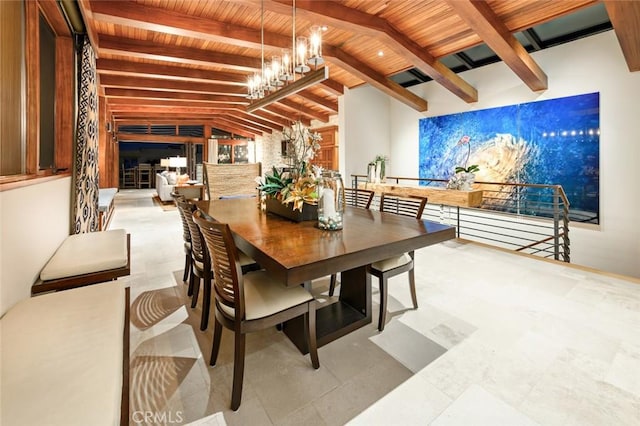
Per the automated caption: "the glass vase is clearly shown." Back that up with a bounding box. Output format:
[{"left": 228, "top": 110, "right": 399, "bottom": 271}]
[{"left": 318, "top": 171, "right": 345, "bottom": 230}]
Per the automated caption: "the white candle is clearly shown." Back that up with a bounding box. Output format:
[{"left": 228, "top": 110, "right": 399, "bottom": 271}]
[{"left": 322, "top": 188, "right": 336, "bottom": 218}]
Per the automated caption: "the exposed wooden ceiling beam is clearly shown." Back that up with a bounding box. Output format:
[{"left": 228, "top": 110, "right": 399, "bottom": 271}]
[
  {"left": 96, "top": 59, "right": 247, "bottom": 85},
  {"left": 115, "top": 119, "right": 218, "bottom": 126},
  {"left": 276, "top": 0, "right": 477, "bottom": 103},
  {"left": 99, "top": 34, "right": 261, "bottom": 72},
  {"left": 216, "top": 114, "right": 274, "bottom": 134},
  {"left": 91, "top": 0, "right": 291, "bottom": 51},
  {"left": 249, "top": 109, "right": 293, "bottom": 128},
  {"left": 108, "top": 105, "right": 241, "bottom": 114},
  {"left": 263, "top": 105, "right": 311, "bottom": 127},
  {"left": 116, "top": 133, "right": 206, "bottom": 143},
  {"left": 604, "top": 0, "right": 640, "bottom": 72},
  {"left": 277, "top": 98, "right": 330, "bottom": 122},
  {"left": 224, "top": 110, "right": 284, "bottom": 131},
  {"left": 213, "top": 116, "right": 263, "bottom": 137},
  {"left": 209, "top": 122, "right": 256, "bottom": 139},
  {"left": 90, "top": 2, "right": 347, "bottom": 112},
  {"left": 105, "top": 88, "right": 248, "bottom": 105},
  {"left": 106, "top": 98, "right": 247, "bottom": 110},
  {"left": 99, "top": 74, "right": 247, "bottom": 96},
  {"left": 445, "top": 0, "right": 548, "bottom": 92},
  {"left": 319, "top": 79, "right": 345, "bottom": 96},
  {"left": 297, "top": 89, "right": 339, "bottom": 113},
  {"left": 324, "top": 45, "right": 428, "bottom": 112}
]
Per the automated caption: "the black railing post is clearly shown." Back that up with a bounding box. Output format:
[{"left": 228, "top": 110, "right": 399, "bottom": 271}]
[{"left": 553, "top": 187, "right": 560, "bottom": 261}]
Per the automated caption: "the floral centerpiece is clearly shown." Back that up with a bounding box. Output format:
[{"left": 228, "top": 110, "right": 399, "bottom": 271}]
[
  {"left": 447, "top": 135, "right": 480, "bottom": 190},
  {"left": 256, "top": 121, "right": 323, "bottom": 216}
]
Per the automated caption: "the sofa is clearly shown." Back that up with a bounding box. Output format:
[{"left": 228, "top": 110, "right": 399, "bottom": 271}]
[{"left": 156, "top": 171, "right": 189, "bottom": 202}]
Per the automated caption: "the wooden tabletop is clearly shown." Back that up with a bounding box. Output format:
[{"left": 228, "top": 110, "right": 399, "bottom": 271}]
[{"left": 196, "top": 198, "right": 456, "bottom": 287}]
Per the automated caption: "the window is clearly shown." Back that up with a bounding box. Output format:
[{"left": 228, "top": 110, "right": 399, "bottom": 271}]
[
  {"left": 0, "top": 0, "right": 74, "bottom": 184},
  {"left": 39, "top": 13, "right": 56, "bottom": 170},
  {"left": 0, "top": 1, "right": 24, "bottom": 176}
]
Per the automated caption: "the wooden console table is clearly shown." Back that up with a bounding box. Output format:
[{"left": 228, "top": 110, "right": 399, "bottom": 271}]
[
  {"left": 358, "top": 182, "right": 483, "bottom": 208},
  {"left": 174, "top": 183, "right": 205, "bottom": 200}
]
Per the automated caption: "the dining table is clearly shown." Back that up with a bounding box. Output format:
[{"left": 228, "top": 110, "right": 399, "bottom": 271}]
[{"left": 195, "top": 197, "right": 456, "bottom": 354}]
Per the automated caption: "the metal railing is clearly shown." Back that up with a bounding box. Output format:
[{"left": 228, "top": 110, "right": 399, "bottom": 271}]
[{"left": 351, "top": 175, "right": 570, "bottom": 263}]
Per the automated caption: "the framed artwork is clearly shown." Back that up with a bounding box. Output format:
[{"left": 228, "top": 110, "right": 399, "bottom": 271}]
[
  {"left": 419, "top": 92, "right": 600, "bottom": 223},
  {"left": 209, "top": 139, "right": 250, "bottom": 164}
]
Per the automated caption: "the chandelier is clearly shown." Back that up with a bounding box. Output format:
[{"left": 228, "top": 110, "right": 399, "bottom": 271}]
[{"left": 246, "top": 0, "right": 328, "bottom": 111}]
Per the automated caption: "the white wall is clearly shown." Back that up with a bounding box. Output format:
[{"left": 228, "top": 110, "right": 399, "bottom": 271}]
[
  {"left": 0, "top": 177, "right": 72, "bottom": 315},
  {"left": 342, "top": 86, "right": 391, "bottom": 182},
  {"left": 342, "top": 31, "right": 640, "bottom": 278}
]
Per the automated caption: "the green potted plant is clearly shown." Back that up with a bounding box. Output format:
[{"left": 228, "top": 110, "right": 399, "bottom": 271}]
[{"left": 256, "top": 121, "right": 323, "bottom": 220}]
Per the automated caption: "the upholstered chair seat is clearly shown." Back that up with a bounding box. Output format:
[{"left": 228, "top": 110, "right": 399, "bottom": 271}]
[
  {"left": 218, "top": 271, "right": 314, "bottom": 320},
  {"left": 370, "top": 253, "right": 412, "bottom": 272}
]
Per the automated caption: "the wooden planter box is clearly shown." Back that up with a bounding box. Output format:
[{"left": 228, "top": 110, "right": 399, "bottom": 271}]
[{"left": 265, "top": 197, "right": 318, "bottom": 222}]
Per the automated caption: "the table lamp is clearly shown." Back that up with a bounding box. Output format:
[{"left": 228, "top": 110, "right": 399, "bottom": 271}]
[
  {"left": 169, "top": 156, "right": 187, "bottom": 175},
  {"left": 160, "top": 158, "right": 170, "bottom": 171}
]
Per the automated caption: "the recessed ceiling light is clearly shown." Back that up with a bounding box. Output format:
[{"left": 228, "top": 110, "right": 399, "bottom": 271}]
[
  {"left": 321, "top": 25, "right": 328, "bottom": 31},
  {"left": 378, "top": 50, "right": 384, "bottom": 57}
]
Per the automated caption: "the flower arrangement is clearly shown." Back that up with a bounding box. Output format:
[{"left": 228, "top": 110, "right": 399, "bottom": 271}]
[
  {"left": 447, "top": 135, "right": 480, "bottom": 190},
  {"left": 256, "top": 121, "right": 323, "bottom": 212},
  {"left": 454, "top": 135, "right": 479, "bottom": 174}
]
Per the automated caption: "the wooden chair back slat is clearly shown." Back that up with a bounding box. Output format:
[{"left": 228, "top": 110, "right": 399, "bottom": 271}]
[
  {"left": 379, "top": 194, "right": 427, "bottom": 219},
  {"left": 172, "top": 193, "right": 191, "bottom": 243},
  {"left": 344, "top": 188, "right": 374, "bottom": 209},
  {"left": 193, "top": 210, "right": 245, "bottom": 321},
  {"left": 177, "top": 199, "right": 205, "bottom": 263}
]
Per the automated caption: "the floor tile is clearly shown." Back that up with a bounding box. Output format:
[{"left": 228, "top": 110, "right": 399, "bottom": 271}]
[
  {"left": 113, "top": 190, "right": 640, "bottom": 425},
  {"left": 430, "top": 384, "right": 539, "bottom": 426}
]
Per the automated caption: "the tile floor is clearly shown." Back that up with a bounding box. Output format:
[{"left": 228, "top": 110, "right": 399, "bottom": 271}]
[{"left": 113, "top": 189, "right": 640, "bottom": 426}]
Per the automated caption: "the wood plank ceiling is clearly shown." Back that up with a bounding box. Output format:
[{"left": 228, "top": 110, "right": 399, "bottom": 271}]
[{"left": 75, "top": 0, "right": 640, "bottom": 139}]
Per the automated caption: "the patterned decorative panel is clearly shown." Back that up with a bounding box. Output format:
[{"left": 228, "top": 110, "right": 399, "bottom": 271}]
[{"left": 73, "top": 38, "right": 100, "bottom": 233}]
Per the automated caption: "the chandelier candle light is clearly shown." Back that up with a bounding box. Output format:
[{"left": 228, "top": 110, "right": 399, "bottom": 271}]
[{"left": 246, "top": 0, "right": 328, "bottom": 112}]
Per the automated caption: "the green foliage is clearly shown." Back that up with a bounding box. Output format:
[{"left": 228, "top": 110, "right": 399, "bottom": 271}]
[
  {"left": 455, "top": 164, "right": 480, "bottom": 174},
  {"left": 257, "top": 166, "right": 293, "bottom": 197}
]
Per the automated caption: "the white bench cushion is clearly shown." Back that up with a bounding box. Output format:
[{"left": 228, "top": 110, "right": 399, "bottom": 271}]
[
  {"left": 98, "top": 188, "right": 118, "bottom": 212},
  {"left": 40, "top": 229, "right": 128, "bottom": 281},
  {"left": 1, "top": 281, "right": 126, "bottom": 425}
]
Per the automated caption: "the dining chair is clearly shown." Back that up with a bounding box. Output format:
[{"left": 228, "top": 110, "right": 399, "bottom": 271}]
[
  {"left": 137, "top": 163, "right": 152, "bottom": 189},
  {"left": 172, "top": 193, "right": 192, "bottom": 284},
  {"left": 328, "top": 188, "right": 375, "bottom": 297},
  {"left": 177, "top": 198, "right": 260, "bottom": 331},
  {"left": 369, "top": 193, "right": 427, "bottom": 331},
  {"left": 193, "top": 210, "right": 320, "bottom": 411},
  {"left": 176, "top": 198, "right": 210, "bottom": 329}
]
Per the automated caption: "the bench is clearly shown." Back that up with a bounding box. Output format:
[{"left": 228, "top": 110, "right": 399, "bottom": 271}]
[
  {"left": 31, "top": 229, "right": 131, "bottom": 295},
  {"left": 1, "top": 282, "right": 130, "bottom": 425},
  {"left": 98, "top": 187, "right": 118, "bottom": 231}
]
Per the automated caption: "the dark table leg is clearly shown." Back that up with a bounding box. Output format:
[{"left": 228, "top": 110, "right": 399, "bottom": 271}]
[{"left": 284, "top": 265, "right": 372, "bottom": 354}]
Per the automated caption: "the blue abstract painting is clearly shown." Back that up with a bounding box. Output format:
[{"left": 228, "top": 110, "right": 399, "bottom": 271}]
[{"left": 418, "top": 92, "right": 600, "bottom": 223}]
